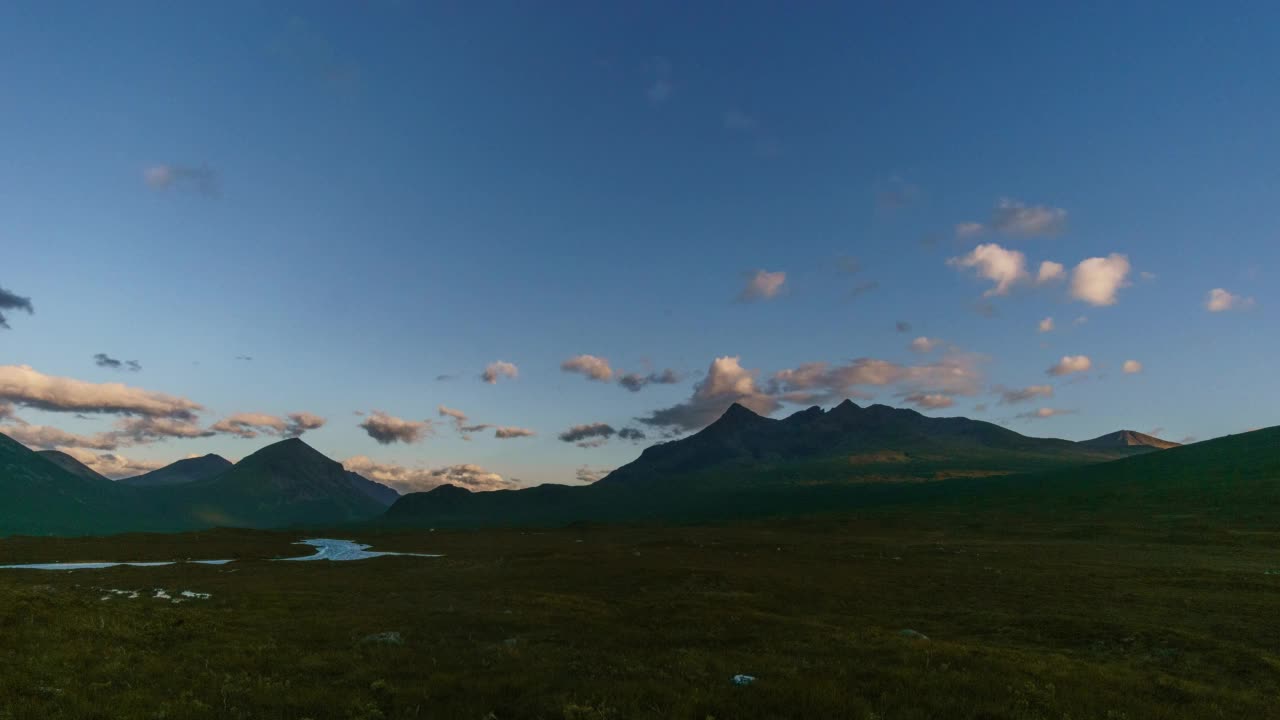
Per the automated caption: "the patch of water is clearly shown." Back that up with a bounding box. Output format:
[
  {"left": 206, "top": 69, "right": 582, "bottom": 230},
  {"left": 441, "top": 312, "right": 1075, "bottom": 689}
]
[{"left": 277, "top": 538, "right": 442, "bottom": 562}]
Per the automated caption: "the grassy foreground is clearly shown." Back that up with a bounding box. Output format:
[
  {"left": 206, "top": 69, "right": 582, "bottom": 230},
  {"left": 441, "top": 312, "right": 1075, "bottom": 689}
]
[{"left": 1, "top": 510, "right": 1278, "bottom": 720}]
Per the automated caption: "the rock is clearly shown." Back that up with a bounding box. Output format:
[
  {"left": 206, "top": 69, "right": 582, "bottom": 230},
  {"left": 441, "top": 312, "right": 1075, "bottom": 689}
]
[
  {"left": 898, "top": 629, "right": 929, "bottom": 641},
  {"left": 360, "top": 631, "right": 404, "bottom": 646}
]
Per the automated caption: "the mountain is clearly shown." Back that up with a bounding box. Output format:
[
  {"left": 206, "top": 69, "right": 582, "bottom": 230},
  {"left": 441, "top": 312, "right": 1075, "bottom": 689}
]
[
  {"left": 36, "top": 450, "right": 109, "bottom": 482},
  {"left": 1079, "top": 430, "right": 1181, "bottom": 450},
  {"left": 0, "top": 432, "right": 155, "bottom": 536},
  {"left": 146, "top": 438, "right": 388, "bottom": 529},
  {"left": 598, "top": 400, "right": 1148, "bottom": 487},
  {"left": 120, "top": 453, "right": 233, "bottom": 487},
  {"left": 384, "top": 400, "right": 1167, "bottom": 528},
  {"left": 345, "top": 471, "right": 400, "bottom": 506}
]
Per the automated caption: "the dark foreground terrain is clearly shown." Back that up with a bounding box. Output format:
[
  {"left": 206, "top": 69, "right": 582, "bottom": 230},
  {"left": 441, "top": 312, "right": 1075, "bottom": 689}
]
[{"left": 1, "top": 509, "right": 1278, "bottom": 720}]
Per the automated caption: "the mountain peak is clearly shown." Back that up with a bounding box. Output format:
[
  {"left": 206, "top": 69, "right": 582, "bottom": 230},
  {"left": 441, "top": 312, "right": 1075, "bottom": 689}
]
[{"left": 1081, "top": 430, "right": 1180, "bottom": 450}]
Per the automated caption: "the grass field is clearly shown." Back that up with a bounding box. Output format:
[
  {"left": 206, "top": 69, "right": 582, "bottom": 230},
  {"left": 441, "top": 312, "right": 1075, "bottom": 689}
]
[{"left": 2, "top": 503, "right": 1278, "bottom": 720}]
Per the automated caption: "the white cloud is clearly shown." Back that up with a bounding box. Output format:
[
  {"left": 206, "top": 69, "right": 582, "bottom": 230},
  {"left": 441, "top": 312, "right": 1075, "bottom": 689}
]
[
  {"left": 343, "top": 456, "right": 513, "bottom": 493},
  {"left": 0, "top": 365, "right": 202, "bottom": 419},
  {"left": 909, "top": 337, "right": 941, "bottom": 353},
  {"left": 991, "top": 198, "right": 1067, "bottom": 237},
  {"left": 481, "top": 361, "right": 519, "bottom": 384},
  {"left": 358, "top": 411, "right": 433, "bottom": 444},
  {"left": 561, "top": 354, "right": 614, "bottom": 382},
  {"left": 948, "top": 243, "right": 1028, "bottom": 296},
  {"left": 739, "top": 270, "right": 786, "bottom": 302},
  {"left": 1122, "top": 360, "right": 1143, "bottom": 374},
  {"left": 1070, "top": 254, "right": 1130, "bottom": 306},
  {"left": 1036, "top": 261, "right": 1066, "bottom": 284},
  {"left": 1038, "top": 317, "right": 1055, "bottom": 333},
  {"left": 1206, "top": 288, "right": 1254, "bottom": 312},
  {"left": 1047, "top": 355, "right": 1092, "bottom": 376},
  {"left": 640, "top": 356, "right": 780, "bottom": 432}
]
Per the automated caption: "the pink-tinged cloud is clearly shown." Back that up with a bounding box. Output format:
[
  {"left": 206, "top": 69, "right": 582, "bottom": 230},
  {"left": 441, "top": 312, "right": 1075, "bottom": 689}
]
[
  {"left": 0, "top": 365, "right": 202, "bottom": 419},
  {"left": 1206, "top": 288, "right": 1254, "bottom": 312},
  {"left": 948, "top": 243, "right": 1028, "bottom": 296},
  {"left": 358, "top": 411, "right": 433, "bottom": 444},
  {"left": 739, "top": 270, "right": 786, "bottom": 301},
  {"left": 561, "top": 354, "right": 614, "bottom": 381},
  {"left": 1070, "top": 254, "right": 1130, "bottom": 306},
  {"left": 343, "top": 456, "right": 514, "bottom": 493},
  {"left": 481, "top": 361, "right": 519, "bottom": 384},
  {"left": 1047, "top": 355, "right": 1092, "bottom": 376}
]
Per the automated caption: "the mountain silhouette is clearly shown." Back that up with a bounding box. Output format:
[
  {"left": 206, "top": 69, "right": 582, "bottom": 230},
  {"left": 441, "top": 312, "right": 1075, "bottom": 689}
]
[
  {"left": 36, "top": 449, "right": 109, "bottom": 483},
  {"left": 1079, "top": 430, "right": 1181, "bottom": 450},
  {"left": 120, "top": 454, "right": 233, "bottom": 487}
]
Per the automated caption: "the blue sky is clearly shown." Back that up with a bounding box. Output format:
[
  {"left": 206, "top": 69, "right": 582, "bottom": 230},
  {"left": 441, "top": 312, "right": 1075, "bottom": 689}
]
[{"left": 1, "top": 2, "right": 1276, "bottom": 489}]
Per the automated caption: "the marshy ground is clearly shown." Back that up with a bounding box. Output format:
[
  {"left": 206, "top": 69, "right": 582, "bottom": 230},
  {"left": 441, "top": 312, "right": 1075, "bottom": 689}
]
[{"left": 1, "top": 511, "right": 1277, "bottom": 719}]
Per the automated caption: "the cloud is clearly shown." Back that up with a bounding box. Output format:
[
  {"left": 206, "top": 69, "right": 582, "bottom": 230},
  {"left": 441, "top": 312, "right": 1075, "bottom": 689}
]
[
  {"left": 738, "top": 270, "right": 787, "bottom": 302},
  {"left": 0, "top": 365, "right": 202, "bottom": 419},
  {"left": 561, "top": 354, "right": 614, "bottom": 382},
  {"left": 94, "top": 353, "right": 141, "bottom": 372},
  {"left": 990, "top": 198, "right": 1067, "bottom": 237},
  {"left": 1073, "top": 315, "right": 1089, "bottom": 326},
  {"left": 210, "top": 411, "right": 326, "bottom": 439},
  {"left": 875, "top": 176, "right": 920, "bottom": 210},
  {"left": 1016, "top": 407, "right": 1075, "bottom": 420},
  {"left": 640, "top": 356, "right": 781, "bottom": 432},
  {"left": 0, "top": 401, "right": 16, "bottom": 422},
  {"left": 770, "top": 353, "right": 984, "bottom": 405},
  {"left": 342, "top": 456, "right": 514, "bottom": 494},
  {"left": 617, "top": 368, "right": 681, "bottom": 392},
  {"left": 284, "top": 412, "right": 326, "bottom": 436},
  {"left": 849, "top": 280, "right": 880, "bottom": 299},
  {"left": 494, "top": 426, "right": 536, "bottom": 439},
  {"left": 113, "top": 416, "right": 216, "bottom": 444},
  {"left": 1206, "top": 288, "right": 1254, "bottom": 312},
  {"left": 1038, "top": 317, "right": 1055, "bottom": 333},
  {"left": 895, "top": 321, "right": 913, "bottom": 333},
  {"left": 909, "top": 337, "right": 941, "bottom": 353},
  {"left": 0, "top": 286, "right": 34, "bottom": 329},
  {"left": 998, "top": 385, "right": 1054, "bottom": 405},
  {"left": 1140, "top": 271, "right": 1157, "bottom": 281},
  {"left": 1122, "top": 360, "right": 1143, "bottom": 374},
  {"left": 1070, "top": 254, "right": 1131, "bottom": 306},
  {"left": 54, "top": 447, "right": 167, "bottom": 480},
  {"left": 617, "top": 427, "right": 647, "bottom": 442},
  {"left": 358, "top": 411, "right": 432, "bottom": 445},
  {"left": 575, "top": 466, "right": 612, "bottom": 484},
  {"left": 438, "top": 405, "right": 471, "bottom": 433},
  {"left": 645, "top": 56, "right": 672, "bottom": 104},
  {"left": 902, "top": 393, "right": 954, "bottom": 410},
  {"left": 143, "top": 164, "right": 219, "bottom": 195},
  {"left": 1036, "top": 261, "right": 1066, "bottom": 284},
  {"left": 0, "top": 423, "right": 120, "bottom": 451},
  {"left": 558, "top": 422, "right": 617, "bottom": 448},
  {"left": 1047, "top": 355, "right": 1092, "bottom": 376},
  {"left": 481, "top": 361, "right": 519, "bottom": 384},
  {"left": 235, "top": 355, "right": 253, "bottom": 361},
  {"left": 723, "top": 109, "right": 758, "bottom": 131},
  {"left": 948, "top": 243, "right": 1028, "bottom": 296},
  {"left": 955, "top": 222, "right": 985, "bottom": 239}
]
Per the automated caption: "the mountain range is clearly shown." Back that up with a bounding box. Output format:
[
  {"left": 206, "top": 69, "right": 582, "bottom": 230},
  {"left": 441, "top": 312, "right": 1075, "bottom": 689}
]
[{"left": 3, "top": 399, "right": 1269, "bottom": 537}]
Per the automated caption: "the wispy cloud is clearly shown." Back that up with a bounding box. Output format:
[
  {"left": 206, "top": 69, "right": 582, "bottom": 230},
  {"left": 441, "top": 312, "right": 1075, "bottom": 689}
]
[
  {"left": 144, "top": 164, "right": 219, "bottom": 196},
  {"left": 1038, "top": 317, "right": 1055, "bottom": 333},
  {"left": 211, "top": 411, "right": 326, "bottom": 439},
  {"left": 997, "top": 384, "right": 1054, "bottom": 404},
  {"left": 575, "top": 466, "right": 613, "bottom": 484},
  {"left": 557, "top": 422, "right": 617, "bottom": 448},
  {"left": 909, "top": 337, "right": 942, "bottom": 354},
  {"left": 1016, "top": 407, "right": 1075, "bottom": 420},
  {"left": 0, "top": 286, "right": 34, "bottom": 330},
  {"left": 94, "top": 353, "right": 141, "bottom": 372},
  {"left": 617, "top": 368, "right": 681, "bottom": 392},
  {"left": 901, "top": 393, "right": 954, "bottom": 410},
  {"left": 1122, "top": 360, "right": 1143, "bottom": 374}
]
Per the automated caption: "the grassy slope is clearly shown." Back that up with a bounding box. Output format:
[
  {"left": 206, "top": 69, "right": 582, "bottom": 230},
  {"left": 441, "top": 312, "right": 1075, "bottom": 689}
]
[{"left": 0, "top": 426, "right": 1275, "bottom": 718}]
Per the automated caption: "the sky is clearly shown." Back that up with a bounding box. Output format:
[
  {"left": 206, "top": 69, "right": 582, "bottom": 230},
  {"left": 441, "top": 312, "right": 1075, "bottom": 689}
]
[{"left": 1, "top": 2, "right": 1277, "bottom": 491}]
